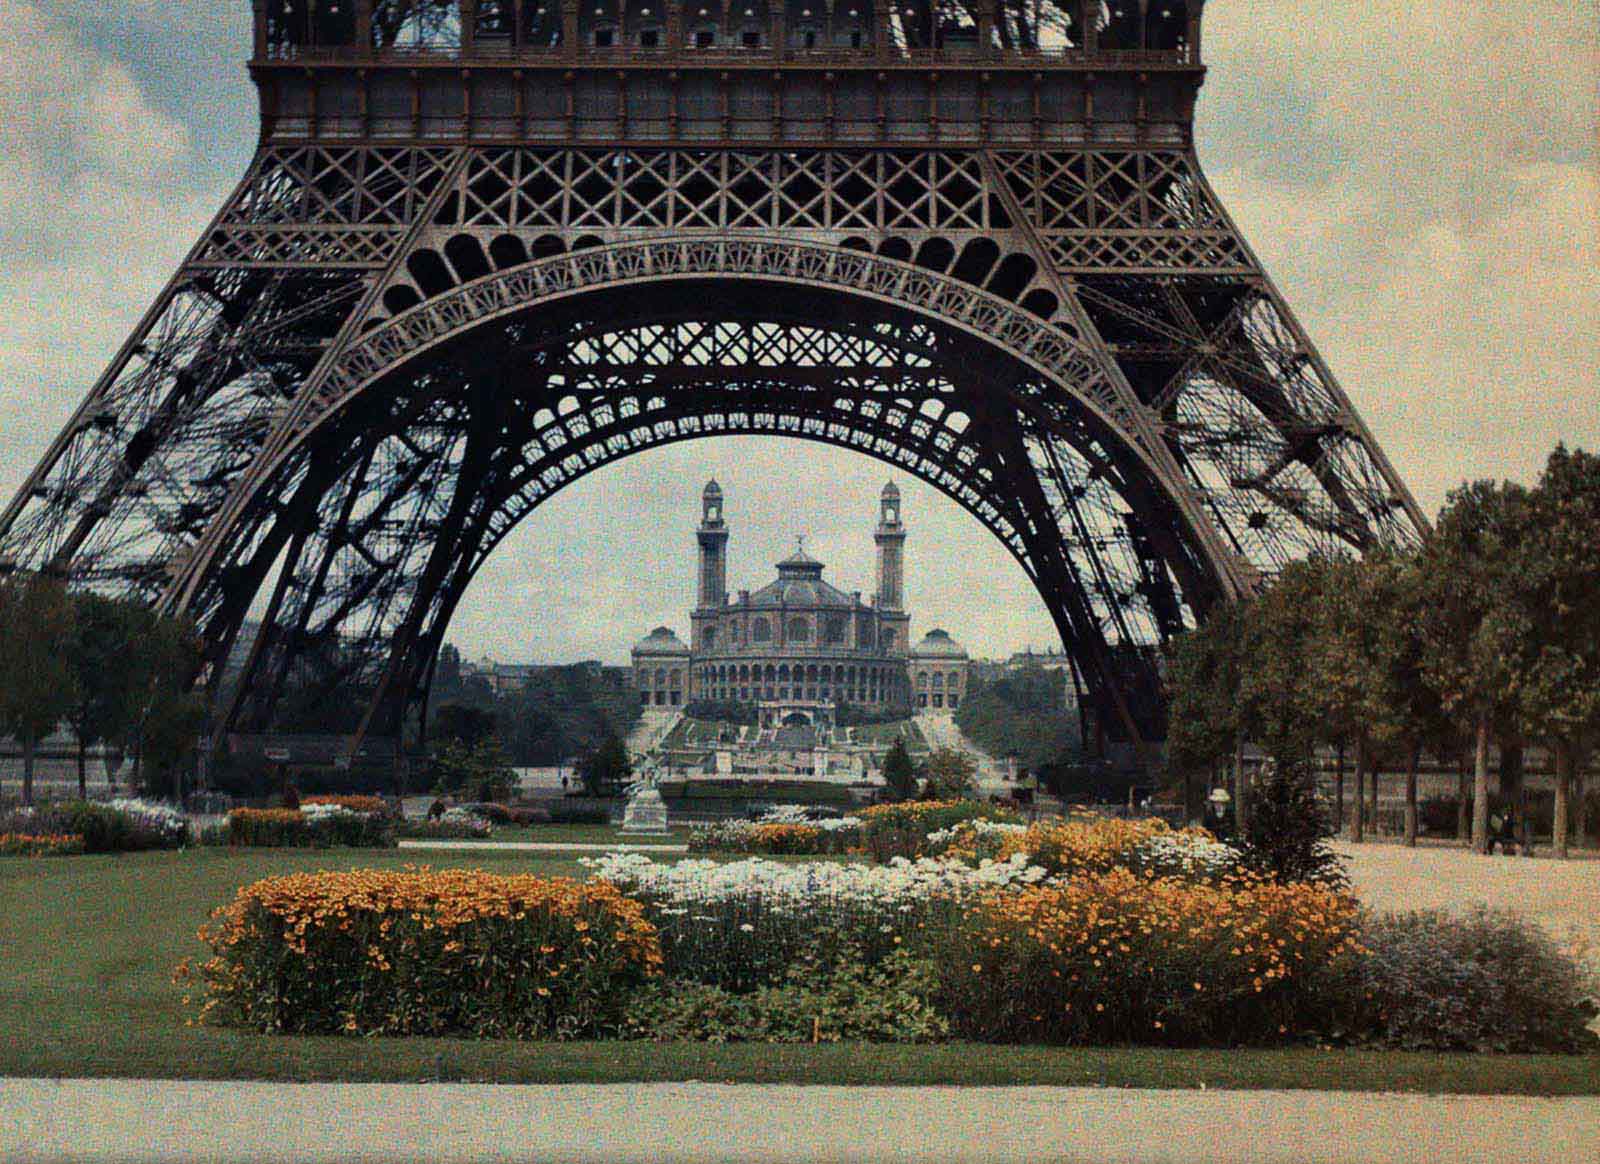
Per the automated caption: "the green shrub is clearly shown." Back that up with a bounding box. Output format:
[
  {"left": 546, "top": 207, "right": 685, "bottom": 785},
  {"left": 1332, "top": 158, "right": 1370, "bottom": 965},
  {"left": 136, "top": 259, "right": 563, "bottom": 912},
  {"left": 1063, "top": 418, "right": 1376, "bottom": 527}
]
[
  {"left": 184, "top": 870, "right": 661, "bottom": 1038},
  {"left": 1351, "top": 909, "right": 1599, "bottom": 1053},
  {"left": 36, "top": 800, "right": 185, "bottom": 852},
  {"left": 458, "top": 801, "right": 512, "bottom": 825},
  {"left": 1239, "top": 763, "right": 1348, "bottom": 889},
  {"left": 624, "top": 952, "right": 949, "bottom": 1044},
  {"left": 545, "top": 802, "right": 612, "bottom": 826},
  {"left": 396, "top": 815, "right": 489, "bottom": 840}
]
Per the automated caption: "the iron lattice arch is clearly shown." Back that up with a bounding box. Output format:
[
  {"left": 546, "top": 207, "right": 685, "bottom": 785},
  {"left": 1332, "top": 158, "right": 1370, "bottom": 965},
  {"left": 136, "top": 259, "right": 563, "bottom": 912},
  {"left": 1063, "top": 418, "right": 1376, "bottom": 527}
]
[{"left": 0, "top": 3, "right": 1427, "bottom": 762}]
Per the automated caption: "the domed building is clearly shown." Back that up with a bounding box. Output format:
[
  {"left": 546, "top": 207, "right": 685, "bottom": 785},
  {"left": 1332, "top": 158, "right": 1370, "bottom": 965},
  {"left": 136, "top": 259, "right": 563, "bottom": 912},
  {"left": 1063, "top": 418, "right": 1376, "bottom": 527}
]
[
  {"left": 632, "top": 480, "right": 971, "bottom": 729},
  {"left": 631, "top": 626, "right": 690, "bottom": 707},
  {"left": 909, "top": 629, "right": 971, "bottom": 710}
]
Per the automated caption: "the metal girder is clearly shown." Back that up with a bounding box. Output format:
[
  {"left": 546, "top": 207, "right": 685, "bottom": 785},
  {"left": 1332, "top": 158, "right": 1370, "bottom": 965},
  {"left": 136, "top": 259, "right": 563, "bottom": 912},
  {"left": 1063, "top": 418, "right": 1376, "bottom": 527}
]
[{"left": 0, "top": 101, "right": 1427, "bottom": 763}]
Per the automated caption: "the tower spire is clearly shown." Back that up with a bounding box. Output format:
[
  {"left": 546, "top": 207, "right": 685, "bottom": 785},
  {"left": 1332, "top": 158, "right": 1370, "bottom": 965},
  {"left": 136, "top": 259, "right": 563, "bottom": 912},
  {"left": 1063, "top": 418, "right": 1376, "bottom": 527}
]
[
  {"left": 697, "top": 478, "right": 728, "bottom": 609},
  {"left": 875, "top": 481, "right": 905, "bottom": 611}
]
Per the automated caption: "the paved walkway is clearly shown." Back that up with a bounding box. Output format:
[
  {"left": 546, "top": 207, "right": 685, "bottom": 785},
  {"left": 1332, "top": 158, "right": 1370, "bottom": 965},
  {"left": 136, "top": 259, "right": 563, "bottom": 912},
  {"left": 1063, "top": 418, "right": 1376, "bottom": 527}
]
[
  {"left": 399, "top": 839, "right": 688, "bottom": 853},
  {"left": 3, "top": 1080, "right": 1596, "bottom": 1163}
]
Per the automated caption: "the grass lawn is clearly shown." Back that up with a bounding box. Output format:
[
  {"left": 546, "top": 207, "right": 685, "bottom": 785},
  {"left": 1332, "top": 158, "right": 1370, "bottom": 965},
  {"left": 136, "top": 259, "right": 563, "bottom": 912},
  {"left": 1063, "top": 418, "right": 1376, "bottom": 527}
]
[
  {"left": 480, "top": 823, "right": 693, "bottom": 845},
  {"left": 3, "top": 850, "right": 1598, "bottom": 1094}
]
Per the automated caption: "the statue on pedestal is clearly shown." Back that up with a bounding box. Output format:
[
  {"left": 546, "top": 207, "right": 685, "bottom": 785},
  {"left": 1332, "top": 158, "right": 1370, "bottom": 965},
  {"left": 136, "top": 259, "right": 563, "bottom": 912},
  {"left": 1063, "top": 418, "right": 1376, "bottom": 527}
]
[{"left": 619, "top": 751, "right": 671, "bottom": 836}]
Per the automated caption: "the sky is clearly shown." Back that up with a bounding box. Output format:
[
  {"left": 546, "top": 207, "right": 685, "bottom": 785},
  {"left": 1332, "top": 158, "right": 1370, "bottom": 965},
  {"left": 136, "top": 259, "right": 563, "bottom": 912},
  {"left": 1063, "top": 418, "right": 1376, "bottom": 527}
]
[{"left": 1, "top": 1, "right": 1596, "bottom": 665}]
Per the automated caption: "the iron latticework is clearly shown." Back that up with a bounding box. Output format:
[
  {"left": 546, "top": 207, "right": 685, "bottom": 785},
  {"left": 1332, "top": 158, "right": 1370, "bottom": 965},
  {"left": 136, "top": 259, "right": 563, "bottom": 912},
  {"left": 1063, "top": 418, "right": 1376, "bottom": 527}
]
[{"left": 0, "top": 0, "right": 1424, "bottom": 761}]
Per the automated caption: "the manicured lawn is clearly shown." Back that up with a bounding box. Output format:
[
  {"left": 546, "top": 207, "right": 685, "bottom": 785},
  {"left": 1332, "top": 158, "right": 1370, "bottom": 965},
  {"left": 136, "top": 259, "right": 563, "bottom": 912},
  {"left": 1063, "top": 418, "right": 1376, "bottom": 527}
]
[{"left": 3, "top": 850, "right": 1598, "bottom": 1093}]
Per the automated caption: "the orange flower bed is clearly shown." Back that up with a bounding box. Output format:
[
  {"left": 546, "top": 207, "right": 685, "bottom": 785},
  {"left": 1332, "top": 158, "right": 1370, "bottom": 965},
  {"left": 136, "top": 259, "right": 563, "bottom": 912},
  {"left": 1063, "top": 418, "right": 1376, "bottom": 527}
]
[
  {"left": 0, "top": 832, "right": 85, "bottom": 856},
  {"left": 994, "top": 814, "right": 1175, "bottom": 876},
  {"left": 302, "top": 794, "right": 388, "bottom": 815},
  {"left": 858, "top": 799, "right": 971, "bottom": 820},
  {"left": 938, "top": 869, "right": 1360, "bottom": 1045},
  {"left": 181, "top": 868, "right": 661, "bottom": 1037}
]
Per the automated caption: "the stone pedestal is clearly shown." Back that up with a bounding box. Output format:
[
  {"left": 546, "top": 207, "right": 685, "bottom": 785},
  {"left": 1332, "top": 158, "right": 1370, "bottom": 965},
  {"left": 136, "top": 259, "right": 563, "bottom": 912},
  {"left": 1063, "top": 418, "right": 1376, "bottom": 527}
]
[{"left": 620, "top": 787, "right": 671, "bottom": 835}]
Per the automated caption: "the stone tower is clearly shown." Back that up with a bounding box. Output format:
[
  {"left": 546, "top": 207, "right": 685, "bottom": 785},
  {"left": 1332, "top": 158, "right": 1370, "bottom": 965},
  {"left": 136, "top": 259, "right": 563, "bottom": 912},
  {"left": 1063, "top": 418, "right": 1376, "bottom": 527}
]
[
  {"left": 875, "top": 482, "right": 906, "bottom": 613},
  {"left": 697, "top": 478, "right": 728, "bottom": 611}
]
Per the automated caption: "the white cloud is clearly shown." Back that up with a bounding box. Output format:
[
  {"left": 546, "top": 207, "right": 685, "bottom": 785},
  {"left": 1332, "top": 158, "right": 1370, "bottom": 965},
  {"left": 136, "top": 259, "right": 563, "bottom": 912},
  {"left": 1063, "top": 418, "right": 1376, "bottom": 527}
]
[{"left": 0, "top": 1, "right": 223, "bottom": 503}]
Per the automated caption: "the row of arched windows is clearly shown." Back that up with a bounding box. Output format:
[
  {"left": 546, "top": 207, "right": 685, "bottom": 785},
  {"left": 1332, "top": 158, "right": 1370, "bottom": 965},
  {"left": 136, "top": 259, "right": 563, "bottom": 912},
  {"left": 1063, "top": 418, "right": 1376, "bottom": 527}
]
[
  {"left": 698, "top": 661, "right": 898, "bottom": 686},
  {"left": 638, "top": 664, "right": 685, "bottom": 705}
]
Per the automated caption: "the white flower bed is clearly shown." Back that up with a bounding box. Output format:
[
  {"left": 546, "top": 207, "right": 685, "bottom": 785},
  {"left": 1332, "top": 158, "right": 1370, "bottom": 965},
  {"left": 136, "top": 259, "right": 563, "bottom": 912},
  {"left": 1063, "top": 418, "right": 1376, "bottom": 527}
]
[
  {"left": 441, "top": 807, "right": 492, "bottom": 832},
  {"left": 300, "top": 802, "right": 360, "bottom": 821},
  {"left": 106, "top": 797, "right": 189, "bottom": 846},
  {"left": 754, "top": 805, "right": 862, "bottom": 830},
  {"left": 1129, "top": 832, "right": 1242, "bottom": 879},
  {"left": 924, "top": 820, "right": 1029, "bottom": 847},
  {"left": 584, "top": 851, "right": 1048, "bottom": 909}
]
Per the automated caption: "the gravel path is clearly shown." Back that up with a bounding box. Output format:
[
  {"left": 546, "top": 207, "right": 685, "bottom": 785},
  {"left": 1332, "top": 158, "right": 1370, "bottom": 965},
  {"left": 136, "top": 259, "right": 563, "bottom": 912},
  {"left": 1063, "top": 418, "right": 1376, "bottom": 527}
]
[
  {"left": 4, "top": 1080, "right": 1596, "bottom": 1164},
  {"left": 1337, "top": 840, "right": 1600, "bottom": 960}
]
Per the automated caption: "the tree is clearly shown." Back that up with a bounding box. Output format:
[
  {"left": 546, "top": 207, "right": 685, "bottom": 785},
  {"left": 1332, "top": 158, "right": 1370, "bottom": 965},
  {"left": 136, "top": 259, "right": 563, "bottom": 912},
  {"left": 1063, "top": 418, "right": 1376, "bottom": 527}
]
[
  {"left": 431, "top": 735, "right": 516, "bottom": 800},
  {"left": 431, "top": 701, "right": 498, "bottom": 749},
  {"left": 953, "top": 664, "right": 1081, "bottom": 788},
  {"left": 1164, "top": 603, "right": 1245, "bottom": 821},
  {"left": 1306, "top": 551, "right": 1448, "bottom": 846},
  {"left": 64, "top": 593, "right": 141, "bottom": 798},
  {"left": 1239, "top": 761, "right": 1348, "bottom": 890},
  {"left": 1237, "top": 560, "right": 1324, "bottom": 766},
  {"left": 880, "top": 736, "right": 918, "bottom": 802},
  {"left": 1307, "top": 554, "right": 1386, "bottom": 841},
  {"left": 0, "top": 575, "right": 78, "bottom": 805},
  {"left": 574, "top": 728, "right": 631, "bottom": 797},
  {"left": 122, "top": 611, "right": 204, "bottom": 799},
  {"left": 1518, "top": 446, "right": 1600, "bottom": 858},
  {"left": 1230, "top": 560, "right": 1327, "bottom": 836},
  {"left": 922, "top": 746, "right": 978, "bottom": 798},
  {"left": 1418, "top": 480, "right": 1535, "bottom": 854}
]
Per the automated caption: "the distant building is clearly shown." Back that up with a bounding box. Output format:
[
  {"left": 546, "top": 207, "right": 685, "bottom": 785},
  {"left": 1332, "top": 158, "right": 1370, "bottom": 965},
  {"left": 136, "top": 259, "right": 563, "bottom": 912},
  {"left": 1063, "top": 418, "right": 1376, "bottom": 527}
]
[
  {"left": 632, "top": 480, "right": 969, "bottom": 727},
  {"left": 459, "top": 657, "right": 606, "bottom": 695},
  {"left": 909, "top": 629, "right": 970, "bottom": 710},
  {"left": 1007, "top": 647, "right": 1077, "bottom": 672}
]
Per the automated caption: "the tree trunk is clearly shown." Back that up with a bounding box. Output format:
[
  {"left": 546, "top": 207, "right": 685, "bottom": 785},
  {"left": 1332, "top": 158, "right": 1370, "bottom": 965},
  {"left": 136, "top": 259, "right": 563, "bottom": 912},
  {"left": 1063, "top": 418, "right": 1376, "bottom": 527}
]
[
  {"left": 1500, "top": 739, "right": 1529, "bottom": 855},
  {"left": 1351, "top": 733, "right": 1367, "bottom": 843},
  {"left": 1472, "top": 713, "right": 1491, "bottom": 854},
  {"left": 1456, "top": 758, "right": 1470, "bottom": 844},
  {"left": 1404, "top": 743, "right": 1420, "bottom": 848},
  {"left": 1552, "top": 739, "right": 1573, "bottom": 860},
  {"left": 21, "top": 736, "right": 36, "bottom": 806},
  {"left": 1575, "top": 766, "right": 1589, "bottom": 850},
  {"left": 76, "top": 736, "right": 88, "bottom": 800},
  {"left": 1233, "top": 733, "right": 1249, "bottom": 840},
  {"left": 1369, "top": 762, "right": 1381, "bottom": 838},
  {"left": 1334, "top": 740, "right": 1346, "bottom": 839}
]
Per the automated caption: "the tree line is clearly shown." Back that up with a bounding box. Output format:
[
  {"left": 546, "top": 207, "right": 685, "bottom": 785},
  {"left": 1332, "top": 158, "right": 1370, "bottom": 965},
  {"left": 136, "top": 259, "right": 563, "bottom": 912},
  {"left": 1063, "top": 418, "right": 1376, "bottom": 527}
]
[
  {"left": 1166, "top": 445, "right": 1600, "bottom": 857},
  {"left": 0, "top": 576, "right": 202, "bottom": 804},
  {"left": 954, "top": 664, "right": 1084, "bottom": 792},
  {"left": 431, "top": 653, "right": 643, "bottom": 766}
]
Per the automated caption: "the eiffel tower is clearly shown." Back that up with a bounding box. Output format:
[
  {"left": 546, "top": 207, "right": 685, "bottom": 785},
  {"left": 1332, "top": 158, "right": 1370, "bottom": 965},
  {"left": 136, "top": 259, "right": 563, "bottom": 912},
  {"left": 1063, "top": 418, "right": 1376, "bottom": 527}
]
[{"left": 0, "top": 0, "right": 1424, "bottom": 764}]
